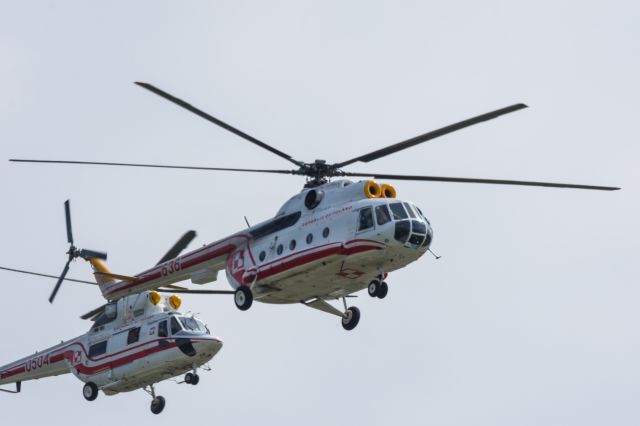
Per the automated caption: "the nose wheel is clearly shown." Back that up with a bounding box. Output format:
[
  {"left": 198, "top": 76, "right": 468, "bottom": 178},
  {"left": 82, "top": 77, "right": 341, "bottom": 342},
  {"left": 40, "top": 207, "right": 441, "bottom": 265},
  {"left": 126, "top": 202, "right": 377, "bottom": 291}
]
[
  {"left": 184, "top": 364, "right": 200, "bottom": 386},
  {"left": 234, "top": 286, "right": 253, "bottom": 311},
  {"left": 367, "top": 279, "right": 389, "bottom": 299}
]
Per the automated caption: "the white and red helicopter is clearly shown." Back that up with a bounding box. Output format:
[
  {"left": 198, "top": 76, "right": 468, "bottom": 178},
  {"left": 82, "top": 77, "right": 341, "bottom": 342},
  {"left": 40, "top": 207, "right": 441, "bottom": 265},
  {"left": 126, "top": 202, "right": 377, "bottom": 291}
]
[
  {"left": 0, "top": 202, "right": 223, "bottom": 414},
  {"left": 6, "top": 83, "right": 619, "bottom": 331}
]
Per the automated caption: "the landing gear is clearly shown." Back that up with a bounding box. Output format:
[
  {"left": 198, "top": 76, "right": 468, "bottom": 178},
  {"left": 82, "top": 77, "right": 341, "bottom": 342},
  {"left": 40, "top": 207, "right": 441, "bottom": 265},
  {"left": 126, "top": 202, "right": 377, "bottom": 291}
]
[
  {"left": 234, "top": 286, "right": 253, "bottom": 311},
  {"left": 82, "top": 382, "right": 98, "bottom": 401},
  {"left": 184, "top": 372, "right": 200, "bottom": 385},
  {"left": 368, "top": 280, "right": 381, "bottom": 297},
  {"left": 367, "top": 279, "right": 389, "bottom": 299},
  {"left": 342, "top": 306, "right": 361, "bottom": 331},
  {"left": 145, "top": 384, "right": 166, "bottom": 415},
  {"left": 151, "top": 396, "right": 166, "bottom": 415},
  {"left": 377, "top": 282, "right": 388, "bottom": 299},
  {"left": 303, "top": 297, "right": 362, "bottom": 331}
]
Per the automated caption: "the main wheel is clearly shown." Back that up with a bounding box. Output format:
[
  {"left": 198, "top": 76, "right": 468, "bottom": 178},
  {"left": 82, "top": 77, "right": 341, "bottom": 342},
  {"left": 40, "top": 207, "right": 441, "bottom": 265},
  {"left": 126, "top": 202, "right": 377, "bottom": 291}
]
[
  {"left": 151, "top": 396, "right": 166, "bottom": 415},
  {"left": 234, "top": 286, "right": 253, "bottom": 311},
  {"left": 367, "top": 280, "right": 380, "bottom": 297},
  {"left": 82, "top": 382, "right": 98, "bottom": 401},
  {"left": 377, "top": 282, "right": 389, "bottom": 299},
  {"left": 341, "top": 306, "right": 361, "bottom": 331}
]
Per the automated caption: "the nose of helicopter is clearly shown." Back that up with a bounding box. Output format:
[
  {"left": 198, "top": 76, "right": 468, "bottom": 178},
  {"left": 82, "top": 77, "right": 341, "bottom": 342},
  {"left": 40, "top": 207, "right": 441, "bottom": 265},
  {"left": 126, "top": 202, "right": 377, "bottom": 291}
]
[
  {"left": 195, "top": 336, "right": 224, "bottom": 358},
  {"left": 383, "top": 216, "right": 432, "bottom": 251}
]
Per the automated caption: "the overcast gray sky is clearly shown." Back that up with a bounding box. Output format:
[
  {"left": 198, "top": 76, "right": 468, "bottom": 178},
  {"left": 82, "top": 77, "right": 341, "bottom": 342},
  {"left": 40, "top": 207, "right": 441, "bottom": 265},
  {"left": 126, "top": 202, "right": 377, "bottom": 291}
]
[{"left": 0, "top": 1, "right": 638, "bottom": 425}]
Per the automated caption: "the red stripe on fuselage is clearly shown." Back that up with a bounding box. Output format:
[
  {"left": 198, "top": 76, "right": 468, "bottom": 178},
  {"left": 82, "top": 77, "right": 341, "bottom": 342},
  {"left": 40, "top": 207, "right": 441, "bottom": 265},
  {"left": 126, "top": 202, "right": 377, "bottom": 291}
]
[{"left": 0, "top": 338, "right": 216, "bottom": 380}]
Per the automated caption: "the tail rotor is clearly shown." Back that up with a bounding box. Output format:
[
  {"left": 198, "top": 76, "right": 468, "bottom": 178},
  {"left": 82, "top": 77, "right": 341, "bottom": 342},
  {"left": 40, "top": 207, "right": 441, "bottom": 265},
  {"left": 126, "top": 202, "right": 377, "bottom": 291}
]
[{"left": 49, "top": 200, "right": 107, "bottom": 303}]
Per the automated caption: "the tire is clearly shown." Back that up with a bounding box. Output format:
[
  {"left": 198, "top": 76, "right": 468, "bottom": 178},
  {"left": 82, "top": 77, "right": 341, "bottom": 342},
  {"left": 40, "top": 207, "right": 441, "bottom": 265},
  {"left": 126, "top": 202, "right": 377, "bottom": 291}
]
[
  {"left": 234, "top": 286, "right": 253, "bottom": 311},
  {"left": 151, "top": 396, "right": 166, "bottom": 415},
  {"left": 191, "top": 374, "right": 200, "bottom": 386},
  {"left": 185, "top": 372, "right": 194, "bottom": 384},
  {"left": 341, "top": 306, "right": 361, "bottom": 331},
  {"left": 377, "top": 282, "right": 388, "bottom": 299},
  {"left": 367, "top": 280, "right": 380, "bottom": 297},
  {"left": 82, "top": 382, "right": 98, "bottom": 401}
]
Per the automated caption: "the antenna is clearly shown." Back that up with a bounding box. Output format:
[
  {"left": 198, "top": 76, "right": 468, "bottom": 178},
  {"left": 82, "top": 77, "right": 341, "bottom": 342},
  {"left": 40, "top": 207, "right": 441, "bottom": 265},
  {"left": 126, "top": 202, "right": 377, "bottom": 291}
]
[
  {"left": 244, "top": 216, "right": 251, "bottom": 227},
  {"left": 428, "top": 248, "right": 442, "bottom": 260}
]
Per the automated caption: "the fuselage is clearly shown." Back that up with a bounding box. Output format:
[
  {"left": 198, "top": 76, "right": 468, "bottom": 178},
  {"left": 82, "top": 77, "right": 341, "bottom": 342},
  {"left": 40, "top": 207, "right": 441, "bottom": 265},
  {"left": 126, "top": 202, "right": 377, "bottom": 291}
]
[{"left": 99, "top": 180, "right": 433, "bottom": 304}]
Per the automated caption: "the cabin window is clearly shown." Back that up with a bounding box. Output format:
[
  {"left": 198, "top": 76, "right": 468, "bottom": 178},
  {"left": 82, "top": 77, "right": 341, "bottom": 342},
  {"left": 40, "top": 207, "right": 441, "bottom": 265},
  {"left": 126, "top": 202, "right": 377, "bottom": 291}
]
[
  {"left": 322, "top": 227, "right": 330, "bottom": 238},
  {"left": 306, "top": 233, "right": 313, "bottom": 244},
  {"left": 389, "top": 203, "right": 408, "bottom": 220},
  {"left": 259, "top": 251, "right": 266, "bottom": 261},
  {"left": 89, "top": 341, "right": 108, "bottom": 358},
  {"left": 158, "top": 320, "right": 168, "bottom": 338},
  {"left": 277, "top": 244, "right": 284, "bottom": 255},
  {"left": 358, "top": 207, "right": 374, "bottom": 231},
  {"left": 375, "top": 205, "right": 391, "bottom": 225},
  {"left": 171, "top": 316, "right": 182, "bottom": 334},
  {"left": 289, "top": 240, "right": 296, "bottom": 250},
  {"left": 127, "top": 327, "right": 141, "bottom": 345}
]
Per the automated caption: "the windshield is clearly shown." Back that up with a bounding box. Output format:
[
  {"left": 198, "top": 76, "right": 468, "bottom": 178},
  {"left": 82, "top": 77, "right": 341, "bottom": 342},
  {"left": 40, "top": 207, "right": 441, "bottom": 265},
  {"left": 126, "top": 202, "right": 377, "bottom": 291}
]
[{"left": 178, "top": 316, "right": 210, "bottom": 334}]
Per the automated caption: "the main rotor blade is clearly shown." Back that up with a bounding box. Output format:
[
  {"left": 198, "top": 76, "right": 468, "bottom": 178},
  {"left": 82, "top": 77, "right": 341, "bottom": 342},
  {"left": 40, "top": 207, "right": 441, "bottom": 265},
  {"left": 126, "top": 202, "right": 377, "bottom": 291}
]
[
  {"left": 344, "top": 172, "right": 620, "bottom": 191},
  {"left": 10, "top": 159, "right": 296, "bottom": 175},
  {"left": 157, "top": 230, "right": 197, "bottom": 265},
  {"left": 335, "top": 104, "right": 528, "bottom": 168},
  {"left": 135, "top": 82, "right": 301, "bottom": 167},
  {"left": 64, "top": 200, "right": 73, "bottom": 245},
  {"left": 49, "top": 260, "right": 72, "bottom": 303},
  {"left": 0, "top": 266, "right": 94, "bottom": 284}
]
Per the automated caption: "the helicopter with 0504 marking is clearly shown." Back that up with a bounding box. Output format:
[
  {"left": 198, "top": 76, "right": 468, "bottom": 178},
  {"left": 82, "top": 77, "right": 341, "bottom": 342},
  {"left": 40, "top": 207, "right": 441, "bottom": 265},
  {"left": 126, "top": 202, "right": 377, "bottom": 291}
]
[
  {"left": 5, "top": 82, "right": 619, "bottom": 331},
  {"left": 0, "top": 202, "right": 223, "bottom": 414}
]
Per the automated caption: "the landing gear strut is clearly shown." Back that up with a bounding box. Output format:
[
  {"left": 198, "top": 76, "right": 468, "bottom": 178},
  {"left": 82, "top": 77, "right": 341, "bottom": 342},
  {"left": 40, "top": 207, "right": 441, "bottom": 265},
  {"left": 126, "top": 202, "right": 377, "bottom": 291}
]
[
  {"left": 82, "top": 382, "right": 99, "bottom": 401},
  {"left": 234, "top": 286, "right": 253, "bottom": 311},
  {"left": 145, "top": 384, "right": 166, "bottom": 415}
]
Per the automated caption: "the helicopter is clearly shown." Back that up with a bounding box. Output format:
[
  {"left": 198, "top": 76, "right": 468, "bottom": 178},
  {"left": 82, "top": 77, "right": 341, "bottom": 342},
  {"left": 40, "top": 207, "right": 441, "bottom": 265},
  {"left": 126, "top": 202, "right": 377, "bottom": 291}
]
[
  {"left": 0, "top": 288, "right": 223, "bottom": 415},
  {"left": 0, "top": 202, "right": 223, "bottom": 414},
  {"left": 6, "top": 82, "right": 619, "bottom": 331}
]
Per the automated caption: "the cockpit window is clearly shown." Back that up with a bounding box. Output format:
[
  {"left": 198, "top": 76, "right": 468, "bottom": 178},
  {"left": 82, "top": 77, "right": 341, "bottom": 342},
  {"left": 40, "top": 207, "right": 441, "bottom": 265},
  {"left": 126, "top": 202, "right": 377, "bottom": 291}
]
[
  {"left": 178, "top": 317, "right": 209, "bottom": 334},
  {"left": 358, "top": 207, "right": 374, "bottom": 231},
  {"left": 403, "top": 203, "right": 417, "bottom": 218},
  {"left": 375, "top": 205, "right": 391, "bottom": 225},
  {"left": 389, "top": 203, "right": 408, "bottom": 220}
]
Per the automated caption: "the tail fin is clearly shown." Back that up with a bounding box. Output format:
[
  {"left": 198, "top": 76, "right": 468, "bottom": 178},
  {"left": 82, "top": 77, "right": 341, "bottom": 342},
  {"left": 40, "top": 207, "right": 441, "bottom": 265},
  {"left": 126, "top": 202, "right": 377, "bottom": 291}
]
[{"left": 89, "top": 258, "right": 116, "bottom": 286}]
